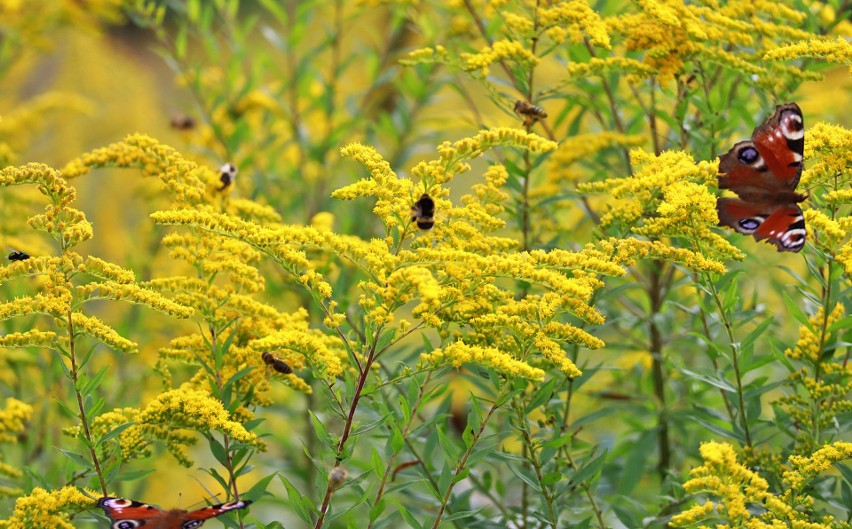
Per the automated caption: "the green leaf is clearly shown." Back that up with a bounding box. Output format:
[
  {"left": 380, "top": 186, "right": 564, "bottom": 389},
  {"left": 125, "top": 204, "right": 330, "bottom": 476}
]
[
  {"left": 59, "top": 449, "right": 92, "bottom": 469},
  {"left": 96, "top": 422, "right": 135, "bottom": 448},
  {"left": 571, "top": 449, "right": 607, "bottom": 486},
  {"left": 279, "top": 474, "right": 316, "bottom": 524},
  {"left": 396, "top": 502, "right": 422, "bottom": 529},
  {"left": 541, "top": 471, "right": 563, "bottom": 486},
  {"left": 680, "top": 368, "right": 737, "bottom": 392},
  {"left": 371, "top": 448, "right": 385, "bottom": 479}
]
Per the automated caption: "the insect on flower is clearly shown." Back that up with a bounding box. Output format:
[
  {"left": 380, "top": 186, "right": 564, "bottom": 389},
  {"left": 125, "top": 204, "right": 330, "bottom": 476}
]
[
  {"left": 218, "top": 163, "right": 237, "bottom": 191},
  {"left": 170, "top": 114, "right": 196, "bottom": 130},
  {"left": 7, "top": 248, "right": 30, "bottom": 261},
  {"left": 411, "top": 193, "right": 435, "bottom": 230},
  {"left": 513, "top": 100, "right": 547, "bottom": 125},
  {"left": 98, "top": 496, "right": 252, "bottom": 528},
  {"left": 261, "top": 352, "right": 293, "bottom": 375}
]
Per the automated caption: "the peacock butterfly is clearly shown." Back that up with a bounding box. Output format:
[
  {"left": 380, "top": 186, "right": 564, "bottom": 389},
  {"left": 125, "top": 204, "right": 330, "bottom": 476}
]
[
  {"left": 716, "top": 102, "right": 807, "bottom": 252},
  {"left": 97, "top": 496, "right": 251, "bottom": 529}
]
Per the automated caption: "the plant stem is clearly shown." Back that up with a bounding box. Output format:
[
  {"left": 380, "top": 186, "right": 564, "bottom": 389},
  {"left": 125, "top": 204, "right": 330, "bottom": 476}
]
[
  {"left": 704, "top": 274, "right": 752, "bottom": 446},
  {"left": 512, "top": 394, "right": 558, "bottom": 527},
  {"left": 429, "top": 393, "right": 502, "bottom": 529},
  {"left": 648, "top": 261, "right": 671, "bottom": 479},
  {"left": 313, "top": 334, "right": 379, "bottom": 529},
  {"left": 367, "top": 371, "right": 434, "bottom": 529},
  {"left": 67, "top": 311, "right": 108, "bottom": 496}
]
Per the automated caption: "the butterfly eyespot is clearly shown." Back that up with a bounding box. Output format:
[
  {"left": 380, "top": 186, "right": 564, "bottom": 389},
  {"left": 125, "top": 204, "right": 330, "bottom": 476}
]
[
  {"left": 114, "top": 522, "right": 142, "bottom": 529},
  {"left": 183, "top": 521, "right": 205, "bottom": 529},
  {"left": 737, "top": 147, "right": 759, "bottom": 164},
  {"left": 738, "top": 218, "right": 760, "bottom": 231}
]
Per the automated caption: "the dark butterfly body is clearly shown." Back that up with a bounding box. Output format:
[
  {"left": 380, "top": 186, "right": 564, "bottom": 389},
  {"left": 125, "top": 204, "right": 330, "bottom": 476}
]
[
  {"left": 7, "top": 249, "right": 30, "bottom": 261},
  {"left": 513, "top": 100, "right": 547, "bottom": 125},
  {"left": 97, "top": 497, "right": 251, "bottom": 529},
  {"left": 261, "top": 351, "right": 292, "bottom": 375},
  {"left": 411, "top": 194, "right": 435, "bottom": 230},
  {"left": 716, "top": 102, "right": 806, "bottom": 252}
]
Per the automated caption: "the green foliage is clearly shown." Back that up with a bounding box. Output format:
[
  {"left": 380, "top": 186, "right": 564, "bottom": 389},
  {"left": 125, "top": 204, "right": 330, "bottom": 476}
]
[{"left": 0, "top": 1, "right": 851, "bottom": 529}]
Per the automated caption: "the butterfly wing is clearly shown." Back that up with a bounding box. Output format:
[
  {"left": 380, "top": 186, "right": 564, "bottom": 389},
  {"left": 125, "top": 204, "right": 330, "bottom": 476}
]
[
  {"left": 98, "top": 497, "right": 167, "bottom": 527},
  {"left": 180, "top": 501, "right": 253, "bottom": 528},
  {"left": 717, "top": 198, "right": 806, "bottom": 252},
  {"left": 718, "top": 103, "right": 804, "bottom": 200}
]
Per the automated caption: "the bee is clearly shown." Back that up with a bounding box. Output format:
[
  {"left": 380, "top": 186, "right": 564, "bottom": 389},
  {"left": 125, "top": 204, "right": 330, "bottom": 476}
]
[
  {"left": 169, "top": 114, "right": 196, "bottom": 130},
  {"left": 410, "top": 193, "right": 435, "bottom": 230},
  {"left": 261, "top": 352, "right": 292, "bottom": 375},
  {"left": 513, "top": 100, "right": 547, "bottom": 125},
  {"left": 7, "top": 248, "right": 30, "bottom": 261},
  {"left": 218, "top": 163, "right": 237, "bottom": 191}
]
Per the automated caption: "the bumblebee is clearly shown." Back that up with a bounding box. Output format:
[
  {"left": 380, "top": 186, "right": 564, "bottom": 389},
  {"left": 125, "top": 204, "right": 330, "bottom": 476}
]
[
  {"left": 513, "top": 100, "right": 547, "bottom": 125},
  {"left": 410, "top": 193, "right": 435, "bottom": 230},
  {"left": 169, "top": 114, "right": 196, "bottom": 130},
  {"left": 218, "top": 163, "right": 237, "bottom": 191},
  {"left": 261, "top": 352, "right": 292, "bottom": 375},
  {"left": 7, "top": 249, "right": 30, "bottom": 261}
]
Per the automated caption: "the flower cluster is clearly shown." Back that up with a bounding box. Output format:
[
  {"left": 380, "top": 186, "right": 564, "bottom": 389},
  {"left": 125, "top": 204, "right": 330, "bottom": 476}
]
[
  {"left": 0, "top": 486, "right": 97, "bottom": 529},
  {"left": 671, "top": 441, "right": 845, "bottom": 529},
  {"left": 68, "top": 388, "right": 264, "bottom": 467},
  {"left": 776, "top": 303, "right": 852, "bottom": 452},
  {"left": 606, "top": 0, "right": 820, "bottom": 86},
  {"left": 580, "top": 149, "right": 738, "bottom": 271}
]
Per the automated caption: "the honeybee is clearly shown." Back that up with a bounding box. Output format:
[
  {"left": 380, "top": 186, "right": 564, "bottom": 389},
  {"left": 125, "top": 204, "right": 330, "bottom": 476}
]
[
  {"left": 218, "top": 163, "right": 237, "bottom": 191},
  {"left": 410, "top": 193, "right": 435, "bottom": 230},
  {"left": 7, "top": 248, "right": 30, "bottom": 261},
  {"left": 261, "top": 352, "right": 292, "bottom": 375},
  {"left": 513, "top": 100, "right": 547, "bottom": 125},
  {"left": 169, "top": 114, "right": 196, "bottom": 130}
]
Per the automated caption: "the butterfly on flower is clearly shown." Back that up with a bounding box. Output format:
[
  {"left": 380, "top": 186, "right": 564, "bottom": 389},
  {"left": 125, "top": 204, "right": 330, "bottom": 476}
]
[
  {"left": 716, "top": 102, "right": 807, "bottom": 252},
  {"left": 97, "top": 496, "right": 252, "bottom": 529}
]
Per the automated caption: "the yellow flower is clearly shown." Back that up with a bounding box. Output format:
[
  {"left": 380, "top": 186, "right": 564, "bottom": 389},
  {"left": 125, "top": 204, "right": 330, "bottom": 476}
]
[
  {"left": 138, "top": 387, "right": 260, "bottom": 446},
  {"left": 420, "top": 341, "right": 546, "bottom": 380},
  {"left": 460, "top": 39, "right": 539, "bottom": 77},
  {"left": 764, "top": 37, "right": 852, "bottom": 64},
  {"left": 0, "top": 398, "right": 32, "bottom": 444},
  {"left": 0, "top": 486, "right": 97, "bottom": 529}
]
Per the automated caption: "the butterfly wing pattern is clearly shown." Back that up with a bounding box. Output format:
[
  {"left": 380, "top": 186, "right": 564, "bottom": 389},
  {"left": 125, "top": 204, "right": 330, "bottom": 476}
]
[
  {"left": 98, "top": 497, "right": 252, "bottom": 529},
  {"left": 716, "top": 102, "right": 807, "bottom": 252}
]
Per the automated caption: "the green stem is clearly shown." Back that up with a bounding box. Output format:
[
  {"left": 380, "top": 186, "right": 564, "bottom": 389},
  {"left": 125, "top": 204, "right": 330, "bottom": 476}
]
[{"left": 704, "top": 274, "right": 752, "bottom": 446}]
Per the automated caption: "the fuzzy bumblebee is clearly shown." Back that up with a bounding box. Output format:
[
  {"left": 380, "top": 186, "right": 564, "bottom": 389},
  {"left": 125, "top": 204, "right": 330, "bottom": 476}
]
[
  {"left": 411, "top": 193, "right": 435, "bottom": 230},
  {"left": 513, "top": 100, "right": 547, "bottom": 124},
  {"left": 218, "top": 162, "right": 237, "bottom": 191},
  {"left": 261, "top": 352, "right": 292, "bottom": 375},
  {"left": 7, "top": 249, "right": 30, "bottom": 261}
]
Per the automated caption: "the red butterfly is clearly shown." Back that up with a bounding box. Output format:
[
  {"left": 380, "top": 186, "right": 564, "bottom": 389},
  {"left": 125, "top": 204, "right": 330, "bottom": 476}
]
[
  {"left": 97, "top": 496, "right": 251, "bottom": 529},
  {"left": 716, "top": 102, "right": 806, "bottom": 252}
]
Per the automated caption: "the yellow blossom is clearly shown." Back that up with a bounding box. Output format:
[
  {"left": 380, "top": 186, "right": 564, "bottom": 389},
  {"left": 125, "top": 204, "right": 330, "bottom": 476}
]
[
  {"left": 460, "top": 39, "right": 539, "bottom": 77},
  {"left": 764, "top": 37, "right": 852, "bottom": 65},
  {"left": 138, "top": 387, "right": 260, "bottom": 446},
  {"left": 0, "top": 487, "right": 97, "bottom": 529},
  {"left": 0, "top": 398, "right": 32, "bottom": 443},
  {"left": 421, "top": 341, "right": 546, "bottom": 380}
]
